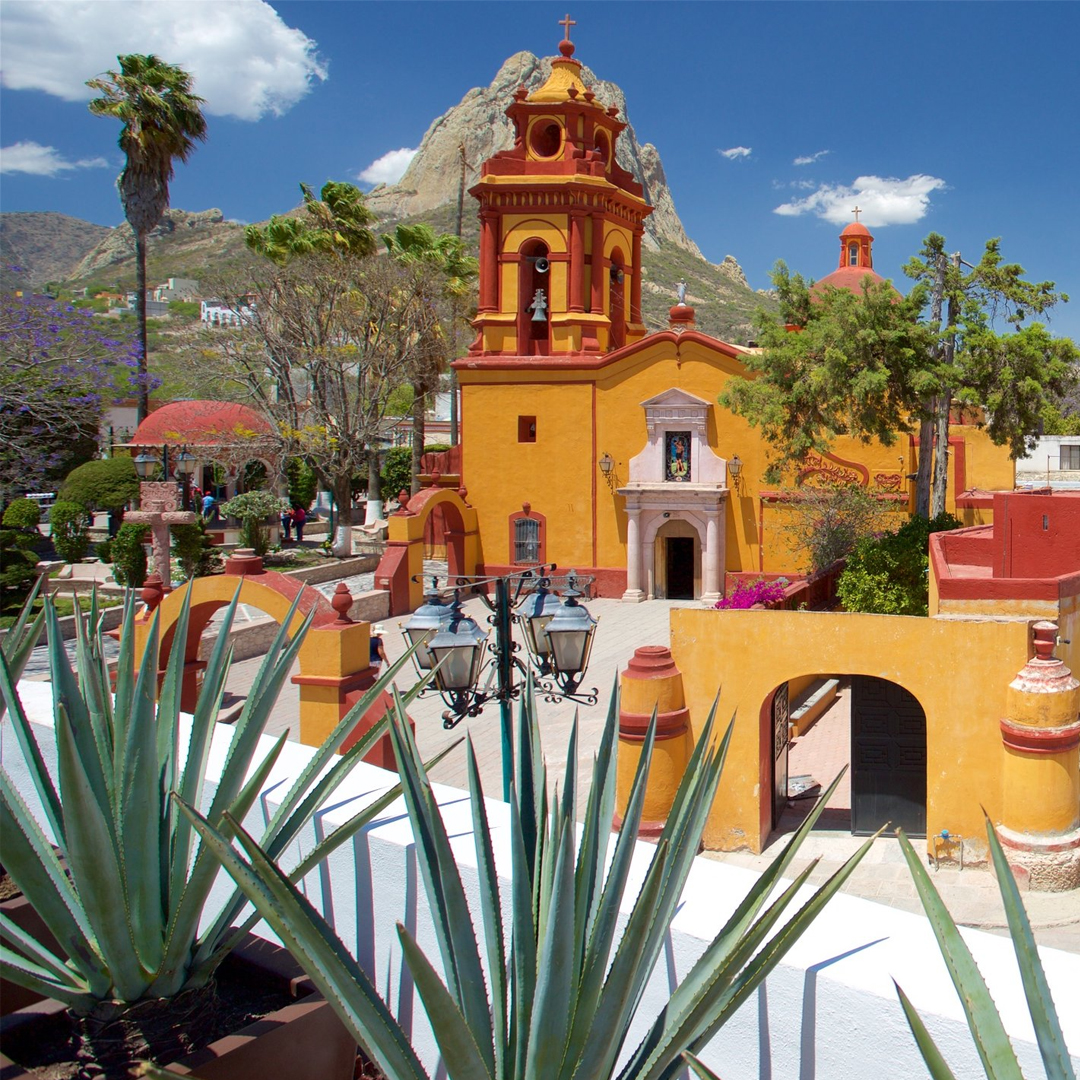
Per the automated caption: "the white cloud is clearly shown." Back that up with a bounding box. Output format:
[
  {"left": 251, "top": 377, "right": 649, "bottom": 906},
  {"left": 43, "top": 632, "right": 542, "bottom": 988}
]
[
  {"left": 0, "top": 1, "right": 327, "bottom": 121},
  {"left": 0, "top": 140, "right": 109, "bottom": 176},
  {"left": 793, "top": 150, "right": 830, "bottom": 166},
  {"left": 719, "top": 146, "right": 752, "bottom": 160},
  {"left": 773, "top": 174, "right": 947, "bottom": 226},
  {"left": 357, "top": 148, "right": 418, "bottom": 186}
]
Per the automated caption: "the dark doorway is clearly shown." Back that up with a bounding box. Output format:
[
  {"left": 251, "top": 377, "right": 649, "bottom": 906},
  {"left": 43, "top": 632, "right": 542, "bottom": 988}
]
[
  {"left": 851, "top": 676, "right": 927, "bottom": 836},
  {"left": 665, "top": 536, "right": 694, "bottom": 598}
]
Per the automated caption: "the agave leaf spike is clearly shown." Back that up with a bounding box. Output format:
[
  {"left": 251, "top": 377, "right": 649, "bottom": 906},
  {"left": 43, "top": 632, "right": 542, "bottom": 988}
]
[
  {"left": 524, "top": 820, "right": 578, "bottom": 1080},
  {"left": 178, "top": 802, "right": 430, "bottom": 1080},
  {"left": 0, "top": 576, "right": 46, "bottom": 715},
  {"left": 984, "top": 815, "right": 1074, "bottom": 1080},
  {"left": 387, "top": 690, "right": 496, "bottom": 1070},
  {"left": 0, "top": 770, "right": 109, "bottom": 994},
  {"left": 0, "top": 909, "right": 85, "bottom": 989},
  {"left": 896, "top": 828, "right": 1024, "bottom": 1080},
  {"left": 466, "top": 736, "right": 508, "bottom": 1080},
  {"left": 397, "top": 923, "right": 495, "bottom": 1080},
  {"left": 509, "top": 784, "right": 538, "bottom": 1079},
  {"left": 122, "top": 597, "right": 169, "bottom": 974},
  {"left": 73, "top": 593, "right": 113, "bottom": 782},
  {"left": 110, "top": 591, "right": 139, "bottom": 793},
  {"left": 0, "top": 944, "right": 94, "bottom": 1011},
  {"left": 682, "top": 1051, "right": 725, "bottom": 1080},
  {"left": 0, "top": 650, "right": 65, "bottom": 844},
  {"left": 894, "top": 981, "right": 961, "bottom": 1080}
]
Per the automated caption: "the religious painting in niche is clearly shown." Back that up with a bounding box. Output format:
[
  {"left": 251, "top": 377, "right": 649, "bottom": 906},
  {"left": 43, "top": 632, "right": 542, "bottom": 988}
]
[{"left": 665, "top": 431, "right": 692, "bottom": 482}]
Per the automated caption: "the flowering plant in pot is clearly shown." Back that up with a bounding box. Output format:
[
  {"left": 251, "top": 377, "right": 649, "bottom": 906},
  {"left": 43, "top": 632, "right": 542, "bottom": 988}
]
[
  {"left": 0, "top": 586, "right": 431, "bottom": 1078},
  {"left": 182, "top": 678, "right": 879, "bottom": 1080}
]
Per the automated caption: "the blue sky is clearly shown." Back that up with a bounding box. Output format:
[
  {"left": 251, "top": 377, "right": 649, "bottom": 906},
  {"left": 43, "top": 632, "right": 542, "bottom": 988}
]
[{"left": 2, "top": 1, "right": 1078, "bottom": 340}]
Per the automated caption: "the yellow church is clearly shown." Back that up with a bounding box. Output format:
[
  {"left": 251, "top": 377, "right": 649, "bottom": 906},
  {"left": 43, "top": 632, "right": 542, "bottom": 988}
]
[{"left": 451, "top": 32, "right": 1013, "bottom": 599}]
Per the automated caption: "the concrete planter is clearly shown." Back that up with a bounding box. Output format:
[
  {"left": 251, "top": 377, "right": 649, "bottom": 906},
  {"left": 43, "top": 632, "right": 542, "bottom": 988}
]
[{"left": 0, "top": 911, "right": 356, "bottom": 1080}]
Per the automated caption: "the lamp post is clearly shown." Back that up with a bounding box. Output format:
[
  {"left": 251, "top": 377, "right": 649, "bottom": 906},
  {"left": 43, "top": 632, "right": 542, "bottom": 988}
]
[
  {"left": 173, "top": 449, "right": 197, "bottom": 511},
  {"left": 403, "top": 565, "right": 599, "bottom": 801}
]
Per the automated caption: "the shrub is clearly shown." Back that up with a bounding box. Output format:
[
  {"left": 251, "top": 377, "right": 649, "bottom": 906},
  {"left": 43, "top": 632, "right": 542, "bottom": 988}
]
[
  {"left": 49, "top": 500, "right": 90, "bottom": 563},
  {"left": 0, "top": 528, "right": 39, "bottom": 611},
  {"left": 171, "top": 518, "right": 222, "bottom": 579},
  {"left": 837, "top": 512, "right": 964, "bottom": 616},
  {"left": 111, "top": 522, "right": 150, "bottom": 587},
  {"left": 776, "top": 483, "right": 886, "bottom": 574},
  {"left": 286, "top": 457, "right": 318, "bottom": 511},
  {"left": 95, "top": 539, "right": 113, "bottom": 563},
  {"left": 3, "top": 498, "right": 41, "bottom": 529},
  {"left": 715, "top": 577, "right": 789, "bottom": 609},
  {"left": 219, "top": 490, "right": 287, "bottom": 557},
  {"left": 379, "top": 446, "right": 412, "bottom": 502},
  {"left": 58, "top": 455, "right": 139, "bottom": 512}
]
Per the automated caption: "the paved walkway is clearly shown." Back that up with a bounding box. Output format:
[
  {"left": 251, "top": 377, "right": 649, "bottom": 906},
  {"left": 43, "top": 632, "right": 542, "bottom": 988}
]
[{"left": 19, "top": 565, "right": 1080, "bottom": 953}]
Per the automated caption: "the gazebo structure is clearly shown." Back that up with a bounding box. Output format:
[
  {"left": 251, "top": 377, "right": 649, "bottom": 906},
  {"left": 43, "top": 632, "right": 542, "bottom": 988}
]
[{"left": 127, "top": 399, "right": 282, "bottom": 509}]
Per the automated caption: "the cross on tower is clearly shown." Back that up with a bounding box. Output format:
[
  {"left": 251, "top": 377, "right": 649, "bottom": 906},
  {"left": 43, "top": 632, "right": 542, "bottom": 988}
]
[
  {"left": 852, "top": 206, "right": 862, "bottom": 222},
  {"left": 559, "top": 13, "right": 576, "bottom": 41}
]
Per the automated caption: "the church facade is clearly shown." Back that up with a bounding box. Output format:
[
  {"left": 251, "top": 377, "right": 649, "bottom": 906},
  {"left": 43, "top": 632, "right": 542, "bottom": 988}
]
[{"left": 453, "top": 34, "right": 1014, "bottom": 600}]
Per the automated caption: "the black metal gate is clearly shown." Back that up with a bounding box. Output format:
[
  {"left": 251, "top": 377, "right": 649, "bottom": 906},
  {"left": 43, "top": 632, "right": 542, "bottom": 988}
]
[
  {"left": 851, "top": 676, "right": 926, "bottom": 836},
  {"left": 772, "top": 682, "right": 789, "bottom": 828}
]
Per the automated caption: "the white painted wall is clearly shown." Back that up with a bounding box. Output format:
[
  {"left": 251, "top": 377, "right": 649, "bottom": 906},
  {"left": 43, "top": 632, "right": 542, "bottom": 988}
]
[
  {"left": 1016, "top": 434, "right": 1080, "bottom": 484},
  {"left": 6, "top": 680, "right": 1079, "bottom": 1079}
]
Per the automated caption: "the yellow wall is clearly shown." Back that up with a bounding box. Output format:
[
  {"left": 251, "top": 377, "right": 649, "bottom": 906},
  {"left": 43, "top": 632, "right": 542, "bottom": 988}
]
[
  {"left": 669, "top": 607, "right": 1031, "bottom": 857},
  {"left": 460, "top": 334, "right": 1015, "bottom": 580}
]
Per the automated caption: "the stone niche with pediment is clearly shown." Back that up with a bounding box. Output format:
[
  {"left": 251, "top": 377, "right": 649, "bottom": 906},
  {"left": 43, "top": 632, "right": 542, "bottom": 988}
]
[
  {"left": 626, "top": 388, "right": 728, "bottom": 486},
  {"left": 618, "top": 389, "right": 730, "bottom": 603}
]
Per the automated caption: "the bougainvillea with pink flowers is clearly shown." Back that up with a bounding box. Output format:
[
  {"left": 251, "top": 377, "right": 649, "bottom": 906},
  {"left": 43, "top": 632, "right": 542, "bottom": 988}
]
[{"left": 715, "top": 577, "right": 789, "bottom": 610}]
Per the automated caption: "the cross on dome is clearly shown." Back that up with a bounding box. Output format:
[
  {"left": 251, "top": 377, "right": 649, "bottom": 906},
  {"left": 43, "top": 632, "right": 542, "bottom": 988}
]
[
  {"left": 852, "top": 206, "right": 862, "bottom": 222},
  {"left": 559, "top": 13, "right": 576, "bottom": 41}
]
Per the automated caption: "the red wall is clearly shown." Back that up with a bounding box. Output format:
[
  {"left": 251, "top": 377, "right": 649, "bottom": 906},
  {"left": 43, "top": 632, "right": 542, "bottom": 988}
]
[{"left": 992, "top": 492, "right": 1080, "bottom": 579}]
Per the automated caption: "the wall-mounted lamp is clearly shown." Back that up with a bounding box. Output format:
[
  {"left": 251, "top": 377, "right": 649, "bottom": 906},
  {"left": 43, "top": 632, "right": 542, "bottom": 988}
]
[
  {"left": 598, "top": 451, "right": 617, "bottom": 492},
  {"left": 727, "top": 453, "right": 743, "bottom": 492}
]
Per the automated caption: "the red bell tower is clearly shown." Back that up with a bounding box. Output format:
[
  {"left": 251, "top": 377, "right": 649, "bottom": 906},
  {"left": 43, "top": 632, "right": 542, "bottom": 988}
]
[{"left": 469, "top": 27, "right": 652, "bottom": 357}]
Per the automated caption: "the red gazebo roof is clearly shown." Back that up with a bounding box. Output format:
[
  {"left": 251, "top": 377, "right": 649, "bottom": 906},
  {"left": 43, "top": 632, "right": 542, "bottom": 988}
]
[{"left": 131, "top": 400, "right": 274, "bottom": 446}]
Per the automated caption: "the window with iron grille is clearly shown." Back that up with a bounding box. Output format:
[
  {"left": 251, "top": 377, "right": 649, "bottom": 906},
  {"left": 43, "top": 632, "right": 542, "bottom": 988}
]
[
  {"left": 514, "top": 516, "right": 541, "bottom": 563},
  {"left": 1061, "top": 444, "right": 1080, "bottom": 470}
]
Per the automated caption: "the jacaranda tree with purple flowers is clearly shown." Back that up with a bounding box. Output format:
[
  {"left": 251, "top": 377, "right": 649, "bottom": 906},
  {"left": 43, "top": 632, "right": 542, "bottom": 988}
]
[{"left": 0, "top": 287, "right": 143, "bottom": 500}]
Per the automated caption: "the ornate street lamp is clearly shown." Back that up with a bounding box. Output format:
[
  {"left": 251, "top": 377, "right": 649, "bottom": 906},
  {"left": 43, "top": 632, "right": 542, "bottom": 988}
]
[
  {"left": 403, "top": 565, "right": 599, "bottom": 800},
  {"left": 173, "top": 449, "right": 198, "bottom": 511},
  {"left": 133, "top": 449, "right": 159, "bottom": 479}
]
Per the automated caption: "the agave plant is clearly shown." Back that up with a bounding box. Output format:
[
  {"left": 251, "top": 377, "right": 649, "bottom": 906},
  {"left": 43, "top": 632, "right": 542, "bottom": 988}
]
[
  {"left": 0, "top": 585, "right": 435, "bottom": 1069},
  {"left": 182, "top": 676, "right": 881, "bottom": 1080},
  {"left": 894, "top": 820, "right": 1077, "bottom": 1080},
  {"left": 0, "top": 574, "right": 46, "bottom": 718}
]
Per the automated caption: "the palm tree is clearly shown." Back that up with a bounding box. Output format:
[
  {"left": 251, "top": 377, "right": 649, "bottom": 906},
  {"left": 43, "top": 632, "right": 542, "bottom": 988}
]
[
  {"left": 382, "top": 223, "right": 478, "bottom": 492},
  {"left": 88, "top": 55, "right": 207, "bottom": 423}
]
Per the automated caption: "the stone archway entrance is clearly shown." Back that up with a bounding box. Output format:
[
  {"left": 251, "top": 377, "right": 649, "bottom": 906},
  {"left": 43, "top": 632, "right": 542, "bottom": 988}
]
[
  {"left": 763, "top": 673, "right": 927, "bottom": 841},
  {"left": 655, "top": 519, "right": 699, "bottom": 599}
]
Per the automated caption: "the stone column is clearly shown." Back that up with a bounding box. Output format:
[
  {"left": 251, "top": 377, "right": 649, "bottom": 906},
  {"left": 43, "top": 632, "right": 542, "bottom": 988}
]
[
  {"left": 622, "top": 507, "right": 645, "bottom": 603},
  {"left": 569, "top": 209, "right": 586, "bottom": 313},
  {"left": 589, "top": 214, "right": 606, "bottom": 316},
  {"left": 644, "top": 539, "right": 656, "bottom": 600},
  {"left": 701, "top": 506, "right": 722, "bottom": 604},
  {"left": 630, "top": 229, "right": 643, "bottom": 322},
  {"left": 998, "top": 621, "right": 1080, "bottom": 891},
  {"left": 479, "top": 210, "right": 499, "bottom": 312}
]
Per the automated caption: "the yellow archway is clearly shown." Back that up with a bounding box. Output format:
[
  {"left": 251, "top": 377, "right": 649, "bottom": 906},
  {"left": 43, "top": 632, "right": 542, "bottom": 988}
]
[
  {"left": 376, "top": 486, "right": 481, "bottom": 614},
  {"left": 132, "top": 555, "right": 394, "bottom": 760}
]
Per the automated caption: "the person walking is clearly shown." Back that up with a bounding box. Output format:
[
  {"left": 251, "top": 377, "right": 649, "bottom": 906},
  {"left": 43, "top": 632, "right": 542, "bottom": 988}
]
[
  {"left": 201, "top": 491, "right": 216, "bottom": 521},
  {"left": 292, "top": 504, "right": 307, "bottom": 542},
  {"left": 369, "top": 623, "right": 388, "bottom": 672},
  {"left": 280, "top": 505, "right": 293, "bottom": 543}
]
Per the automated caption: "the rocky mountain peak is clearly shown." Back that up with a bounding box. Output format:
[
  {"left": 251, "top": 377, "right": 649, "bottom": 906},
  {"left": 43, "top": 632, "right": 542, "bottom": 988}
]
[{"left": 365, "top": 50, "right": 702, "bottom": 258}]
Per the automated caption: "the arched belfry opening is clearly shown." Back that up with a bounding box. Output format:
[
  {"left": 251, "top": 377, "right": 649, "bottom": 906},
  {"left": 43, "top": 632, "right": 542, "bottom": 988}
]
[
  {"left": 517, "top": 239, "right": 551, "bottom": 356},
  {"left": 608, "top": 248, "right": 626, "bottom": 351}
]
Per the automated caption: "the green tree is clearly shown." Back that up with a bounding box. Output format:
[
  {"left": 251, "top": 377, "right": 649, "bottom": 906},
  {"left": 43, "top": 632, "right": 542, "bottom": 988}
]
[
  {"left": 285, "top": 456, "right": 318, "bottom": 510},
  {"left": 382, "top": 223, "right": 478, "bottom": 494},
  {"left": 720, "top": 264, "right": 931, "bottom": 484},
  {"left": 58, "top": 455, "right": 139, "bottom": 535},
  {"left": 87, "top": 54, "right": 207, "bottom": 423},
  {"left": 49, "top": 501, "right": 91, "bottom": 564},
  {"left": 171, "top": 517, "right": 222, "bottom": 579},
  {"left": 111, "top": 521, "right": 150, "bottom": 586},
  {"left": 905, "top": 235, "right": 1077, "bottom": 515}
]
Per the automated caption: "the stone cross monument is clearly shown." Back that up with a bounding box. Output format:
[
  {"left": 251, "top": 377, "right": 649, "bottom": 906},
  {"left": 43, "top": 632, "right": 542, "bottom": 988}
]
[{"left": 124, "top": 481, "right": 197, "bottom": 589}]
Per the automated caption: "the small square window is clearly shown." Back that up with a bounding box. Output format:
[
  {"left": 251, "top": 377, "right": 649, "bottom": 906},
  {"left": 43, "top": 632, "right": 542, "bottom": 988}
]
[
  {"left": 1061, "top": 444, "right": 1080, "bottom": 470},
  {"left": 518, "top": 416, "right": 537, "bottom": 443}
]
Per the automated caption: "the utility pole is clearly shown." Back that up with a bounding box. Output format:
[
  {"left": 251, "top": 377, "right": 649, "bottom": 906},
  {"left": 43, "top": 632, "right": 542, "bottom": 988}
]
[
  {"left": 450, "top": 142, "right": 469, "bottom": 447},
  {"left": 931, "top": 252, "right": 962, "bottom": 517},
  {"left": 916, "top": 253, "right": 947, "bottom": 519}
]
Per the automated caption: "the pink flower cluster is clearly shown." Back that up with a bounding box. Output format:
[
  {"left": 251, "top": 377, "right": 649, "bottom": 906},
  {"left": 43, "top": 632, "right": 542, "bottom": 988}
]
[{"left": 714, "top": 578, "right": 789, "bottom": 610}]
